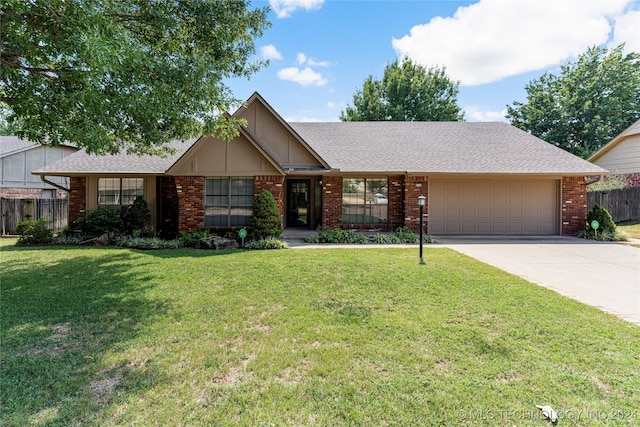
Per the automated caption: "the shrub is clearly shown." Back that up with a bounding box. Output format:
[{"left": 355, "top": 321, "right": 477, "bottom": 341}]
[
  {"left": 16, "top": 218, "right": 53, "bottom": 245},
  {"left": 122, "top": 196, "right": 152, "bottom": 234},
  {"left": 587, "top": 174, "right": 627, "bottom": 192},
  {"left": 245, "top": 237, "right": 289, "bottom": 250},
  {"left": 73, "top": 206, "right": 124, "bottom": 237},
  {"left": 114, "top": 236, "right": 181, "bottom": 249},
  {"left": 250, "top": 190, "right": 283, "bottom": 239},
  {"left": 586, "top": 204, "right": 616, "bottom": 233},
  {"left": 178, "top": 229, "right": 212, "bottom": 248}
]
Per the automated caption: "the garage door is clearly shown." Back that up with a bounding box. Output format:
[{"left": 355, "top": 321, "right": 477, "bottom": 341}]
[{"left": 429, "top": 179, "right": 559, "bottom": 235}]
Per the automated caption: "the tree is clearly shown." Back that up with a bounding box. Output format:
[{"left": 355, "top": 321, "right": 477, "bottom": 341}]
[
  {"left": 340, "top": 58, "right": 464, "bottom": 122},
  {"left": 506, "top": 45, "right": 640, "bottom": 158},
  {"left": 0, "top": 0, "right": 270, "bottom": 155}
]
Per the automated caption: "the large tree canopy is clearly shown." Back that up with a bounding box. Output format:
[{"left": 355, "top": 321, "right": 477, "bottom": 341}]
[
  {"left": 340, "top": 58, "right": 464, "bottom": 122},
  {"left": 0, "top": 0, "right": 270, "bottom": 155},
  {"left": 506, "top": 45, "right": 640, "bottom": 159}
]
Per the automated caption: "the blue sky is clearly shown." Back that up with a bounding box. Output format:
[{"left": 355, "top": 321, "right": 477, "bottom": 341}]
[{"left": 226, "top": 0, "right": 640, "bottom": 123}]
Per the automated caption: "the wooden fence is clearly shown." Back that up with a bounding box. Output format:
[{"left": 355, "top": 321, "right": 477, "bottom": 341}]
[
  {"left": 587, "top": 187, "right": 640, "bottom": 223},
  {"left": 1, "top": 198, "right": 69, "bottom": 235}
]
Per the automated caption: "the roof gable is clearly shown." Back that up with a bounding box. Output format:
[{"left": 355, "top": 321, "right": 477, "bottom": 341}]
[
  {"left": 588, "top": 118, "right": 640, "bottom": 162},
  {"left": 233, "top": 92, "right": 330, "bottom": 171}
]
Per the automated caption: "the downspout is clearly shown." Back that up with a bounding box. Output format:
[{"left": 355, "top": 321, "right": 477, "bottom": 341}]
[{"left": 39, "top": 175, "right": 70, "bottom": 193}]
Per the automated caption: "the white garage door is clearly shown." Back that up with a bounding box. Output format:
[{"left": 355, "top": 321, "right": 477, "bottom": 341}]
[{"left": 429, "top": 179, "right": 559, "bottom": 235}]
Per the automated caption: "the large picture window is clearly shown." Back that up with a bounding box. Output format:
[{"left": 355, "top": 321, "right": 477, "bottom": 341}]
[
  {"left": 205, "top": 177, "right": 254, "bottom": 227},
  {"left": 98, "top": 178, "right": 144, "bottom": 206},
  {"left": 342, "top": 178, "right": 388, "bottom": 224}
]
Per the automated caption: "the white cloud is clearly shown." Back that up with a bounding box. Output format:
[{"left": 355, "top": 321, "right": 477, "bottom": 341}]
[
  {"left": 261, "top": 45, "right": 283, "bottom": 60},
  {"left": 463, "top": 106, "right": 508, "bottom": 122},
  {"left": 270, "top": 0, "right": 324, "bottom": 18},
  {"left": 277, "top": 67, "right": 328, "bottom": 86},
  {"left": 392, "top": 0, "right": 634, "bottom": 86},
  {"left": 297, "top": 52, "right": 330, "bottom": 67},
  {"left": 610, "top": 9, "right": 640, "bottom": 53}
]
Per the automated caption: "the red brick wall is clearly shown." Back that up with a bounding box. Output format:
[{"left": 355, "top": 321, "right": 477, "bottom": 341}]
[
  {"left": 562, "top": 176, "right": 588, "bottom": 236},
  {"left": 68, "top": 177, "right": 86, "bottom": 225},
  {"left": 254, "top": 176, "right": 285, "bottom": 226},
  {"left": 321, "top": 176, "right": 343, "bottom": 229},
  {"left": 404, "top": 176, "right": 429, "bottom": 234},
  {"left": 175, "top": 176, "right": 205, "bottom": 232},
  {"left": 625, "top": 172, "right": 640, "bottom": 187},
  {"left": 388, "top": 175, "right": 404, "bottom": 230}
]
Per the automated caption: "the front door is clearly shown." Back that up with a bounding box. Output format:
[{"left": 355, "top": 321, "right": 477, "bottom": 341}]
[{"left": 287, "top": 180, "right": 310, "bottom": 227}]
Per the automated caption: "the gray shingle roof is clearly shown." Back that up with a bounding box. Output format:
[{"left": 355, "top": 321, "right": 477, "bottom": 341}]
[
  {"left": 0, "top": 136, "right": 38, "bottom": 157},
  {"left": 33, "top": 138, "right": 199, "bottom": 175},
  {"left": 290, "top": 121, "right": 608, "bottom": 175}
]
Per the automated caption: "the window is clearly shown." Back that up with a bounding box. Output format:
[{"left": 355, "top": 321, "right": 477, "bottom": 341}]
[
  {"left": 205, "top": 177, "right": 254, "bottom": 227},
  {"left": 98, "top": 178, "right": 144, "bottom": 206},
  {"left": 342, "top": 178, "right": 388, "bottom": 224}
]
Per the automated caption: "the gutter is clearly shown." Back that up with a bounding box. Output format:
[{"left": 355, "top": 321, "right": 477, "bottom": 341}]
[{"left": 40, "top": 175, "right": 70, "bottom": 193}]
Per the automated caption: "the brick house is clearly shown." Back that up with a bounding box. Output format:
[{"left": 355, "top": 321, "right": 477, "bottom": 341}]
[
  {"left": 588, "top": 118, "right": 640, "bottom": 188},
  {"left": 33, "top": 92, "right": 608, "bottom": 237}
]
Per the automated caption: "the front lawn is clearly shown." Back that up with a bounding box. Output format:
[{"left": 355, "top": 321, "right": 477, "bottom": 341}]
[
  {"left": 617, "top": 220, "right": 640, "bottom": 239},
  {"left": 2, "top": 240, "right": 639, "bottom": 426}
]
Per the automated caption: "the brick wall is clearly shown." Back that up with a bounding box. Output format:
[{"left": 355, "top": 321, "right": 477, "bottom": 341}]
[
  {"left": 388, "top": 175, "right": 405, "bottom": 230},
  {"left": 175, "top": 176, "right": 205, "bottom": 232},
  {"left": 321, "top": 176, "right": 343, "bottom": 229},
  {"left": 562, "top": 176, "right": 588, "bottom": 236},
  {"left": 254, "top": 176, "right": 285, "bottom": 226},
  {"left": 0, "top": 187, "right": 67, "bottom": 199},
  {"left": 625, "top": 172, "right": 640, "bottom": 188},
  {"left": 68, "top": 177, "right": 86, "bottom": 225},
  {"left": 404, "top": 176, "right": 429, "bottom": 234}
]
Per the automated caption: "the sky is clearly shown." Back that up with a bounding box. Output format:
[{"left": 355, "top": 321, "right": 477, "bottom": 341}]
[{"left": 226, "top": 0, "right": 640, "bottom": 123}]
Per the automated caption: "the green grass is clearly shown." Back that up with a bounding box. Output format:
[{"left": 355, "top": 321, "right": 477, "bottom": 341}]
[
  {"left": 2, "top": 239, "right": 639, "bottom": 426},
  {"left": 617, "top": 220, "right": 640, "bottom": 239}
]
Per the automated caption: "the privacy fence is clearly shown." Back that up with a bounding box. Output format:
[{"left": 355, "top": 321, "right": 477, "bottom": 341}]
[
  {"left": 1, "top": 198, "right": 69, "bottom": 235},
  {"left": 587, "top": 187, "right": 640, "bottom": 223}
]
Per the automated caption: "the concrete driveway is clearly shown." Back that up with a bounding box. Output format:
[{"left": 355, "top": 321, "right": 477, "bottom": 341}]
[{"left": 438, "top": 237, "right": 640, "bottom": 326}]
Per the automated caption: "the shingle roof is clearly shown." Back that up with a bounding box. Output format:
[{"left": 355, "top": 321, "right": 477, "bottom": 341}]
[
  {"left": 0, "top": 136, "right": 38, "bottom": 157},
  {"left": 33, "top": 138, "right": 199, "bottom": 175},
  {"left": 290, "top": 121, "right": 608, "bottom": 175}
]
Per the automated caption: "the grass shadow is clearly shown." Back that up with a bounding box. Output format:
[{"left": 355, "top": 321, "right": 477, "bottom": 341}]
[{"left": 1, "top": 246, "right": 172, "bottom": 426}]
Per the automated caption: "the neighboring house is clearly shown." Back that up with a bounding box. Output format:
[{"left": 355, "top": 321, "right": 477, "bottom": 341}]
[
  {"left": 0, "top": 136, "right": 78, "bottom": 198},
  {"left": 33, "top": 92, "right": 607, "bottom": 237},
  {"left": 588, "top": 118, "right": 640, "bottom": 187}
]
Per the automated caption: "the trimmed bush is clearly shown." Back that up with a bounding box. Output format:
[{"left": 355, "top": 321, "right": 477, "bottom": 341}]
[
  {"left": 123, "top": 196, "right": 152, "bottom": 234},
  {"left": 16, "top": 218, "right": 53, "bottom": 245},
  {"left": 586, "top": 204, "right": 616, "bottom": 233},
  {"left": 250, "top": 190, "right": 283, "bottom": 238},
  {"left": 245, "top": 237, "right": 288, "bottom": 250},
  {"left": 73, "top": 206, "right": 124, "bottom": 237}
]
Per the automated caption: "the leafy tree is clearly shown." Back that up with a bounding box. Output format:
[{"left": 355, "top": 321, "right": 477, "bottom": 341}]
[
  {"left": 340, "top": 58, "right": 464, "bottom": 122},
  {"left": 250, "top": 190, "right": 282, "bottom": 239},
  {"left": 506, "top": 45, "right": 640, "bottom": 158},
  {"left": 1, "top": 0, "right": 270, "bottom": 155}
]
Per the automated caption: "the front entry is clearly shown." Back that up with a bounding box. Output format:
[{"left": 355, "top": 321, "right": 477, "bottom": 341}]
[{"left": 287, "top": 180, "right": 310, "bottom": 228}]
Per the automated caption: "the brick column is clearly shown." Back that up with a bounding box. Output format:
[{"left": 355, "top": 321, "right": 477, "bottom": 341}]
[
  {"left": 321, "top": 176, "right": 343, "bottom": 228},
  {"left": 625, "top": 172, "right": 640, "bottom": 188},
  {"left": 562, "top": 176, "right": 588, "bottom": 236},
  {"left": 175, "top": 176, "right": 205, "bottom": 232},
  {"left": 388, "top": 175, "right": 405, "bottom": 230},
  {"left": 68, "top": 176, "right": 86, "bottom": 225},
  {"left": 254, "top": 176, "right": 285, "bottom": 227},
  {"left": 404, "top": 176, "right": 429, "bottom": 233}
]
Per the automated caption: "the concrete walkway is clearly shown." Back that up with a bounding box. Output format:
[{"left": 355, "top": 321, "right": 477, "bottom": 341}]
[
  {"left": 281, "top": 230, "right": 640, "bottom": 325},
  {"left": 437, "top": 236, "right": 640, "bottom": 326}
]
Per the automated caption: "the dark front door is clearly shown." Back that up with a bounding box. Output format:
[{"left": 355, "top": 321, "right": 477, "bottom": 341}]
[{"left": 287, "top": 180, "right": 310, "bottom": 228}]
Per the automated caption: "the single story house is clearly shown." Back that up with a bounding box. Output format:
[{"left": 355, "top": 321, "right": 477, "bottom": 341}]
[
  {"left": 588, "top": 118, "right": 640, "bottom": 187},
  {"left": 33, "top": 92, "right": 608, "bottom": 237},
  {"left": 1, "top": 136, "right": 78, "bottom": 199}
]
